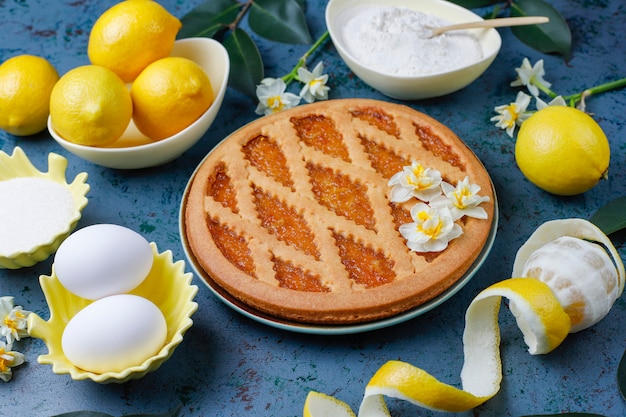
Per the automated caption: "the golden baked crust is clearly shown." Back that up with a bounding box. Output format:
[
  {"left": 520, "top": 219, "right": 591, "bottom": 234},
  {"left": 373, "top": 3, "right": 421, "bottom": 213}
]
[{"left": 184, "top": 99, "right": 495, "bottom": 324}]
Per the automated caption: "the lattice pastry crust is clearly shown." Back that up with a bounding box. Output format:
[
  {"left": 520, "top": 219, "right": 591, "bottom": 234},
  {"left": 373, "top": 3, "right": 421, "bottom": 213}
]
[{"left": 184, "top": 99, "right": 495, "bottom": 324}]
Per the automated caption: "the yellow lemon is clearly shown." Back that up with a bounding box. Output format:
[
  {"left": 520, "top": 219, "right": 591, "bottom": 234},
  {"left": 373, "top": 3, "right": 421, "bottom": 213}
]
[
  {"left": 131, "top": 56, "right": 213, "bottom": 141},
  {"left": 0, "top": 55, "right": 59, "bottom": 136},
  {"left": 49, "top": 65, "right": 132, "bottom": 147},
  {"left": 87, "top": 0, "right": 181, "bottom": 83},
  {"left": 515, "top": 106, "right": 610, "bottom": 196}
]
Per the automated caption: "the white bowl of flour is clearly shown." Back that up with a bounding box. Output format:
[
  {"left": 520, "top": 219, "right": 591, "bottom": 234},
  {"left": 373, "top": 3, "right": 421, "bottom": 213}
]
[{"left": 326, "top": 0, "right": 502, "bottom": 100}]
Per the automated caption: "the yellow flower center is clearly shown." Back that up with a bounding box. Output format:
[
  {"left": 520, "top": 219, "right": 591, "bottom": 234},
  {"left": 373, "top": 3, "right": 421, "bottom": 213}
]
[
  {"left": 453, "top": 187, "right": 471, "bottom": 209},
  {"left": 406, "top": 165, "right": 431, "bottom": 190},
  {"left": 416, "top": 211, "right": 443, "bottom": 238},
  {"left": 267, "top": 96, "right": 285, "bottom": 112},
  {"left": 504, "top": 104, "right": 519, "bottom": 128},
  {"left": 411, "top": 164, "right": 425, "bottom": 177},
  {"left": 0, "top": 349, "right": 11, "bottom": 373},
  {"left": 4, "top": 310, "right": 24, "bottom": 332}
]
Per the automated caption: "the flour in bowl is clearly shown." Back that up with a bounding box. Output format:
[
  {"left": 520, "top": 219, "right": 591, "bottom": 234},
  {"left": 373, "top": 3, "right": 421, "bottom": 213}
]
[{"left": 338, "top": 6, "right": 483, "bottom": 76}]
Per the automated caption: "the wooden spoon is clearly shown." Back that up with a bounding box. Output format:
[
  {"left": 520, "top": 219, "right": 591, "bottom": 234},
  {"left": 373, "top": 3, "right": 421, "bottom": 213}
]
[{"left": 428, "top": 16, "right": 549, "bottom": 37}]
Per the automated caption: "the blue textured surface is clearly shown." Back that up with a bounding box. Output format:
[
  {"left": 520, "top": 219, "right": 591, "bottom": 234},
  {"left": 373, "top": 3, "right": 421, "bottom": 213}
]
[{"left": 1, "top": 0, "right": 625, "bottom": 416}]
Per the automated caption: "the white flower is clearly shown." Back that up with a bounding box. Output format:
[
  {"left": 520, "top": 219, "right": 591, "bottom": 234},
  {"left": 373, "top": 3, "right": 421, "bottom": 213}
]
[
  {"left": 431, "top": 177, "right": 490, "bottom": 221},
  {"left": 510, "top": 57, "right": 552, "bottom": 97},
  {"left": 491, "top": 91, "right": 532, "bottom": 137},
  {"left": 399, "top": 203, "right": 462, "bottom": 252},
  {"left": 255, "top": 77, "right": 301, "bottom": 116},
  {"left": 0, "top": 297, "right": 31, "bottom": 344},
  {"left": 536, "top": 95, "right": 567, "bottom": 110},
  {"left": 297, "top": 61, "right": 330, "bottom": 103},
  {"left": 0, "top": 341, "right": 25, "bottom": 382},
  {"left": 388, "top": 161, "right": 443, "bottom": 203}
]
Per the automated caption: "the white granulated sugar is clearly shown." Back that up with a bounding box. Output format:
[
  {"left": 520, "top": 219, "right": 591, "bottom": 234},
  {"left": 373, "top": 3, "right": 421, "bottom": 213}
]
[
  {"left": 0, "top": 177, "right": 75, "bottom": 255},
  {"left": 339, "top": 6, "right": 483, "bottom": 76}
]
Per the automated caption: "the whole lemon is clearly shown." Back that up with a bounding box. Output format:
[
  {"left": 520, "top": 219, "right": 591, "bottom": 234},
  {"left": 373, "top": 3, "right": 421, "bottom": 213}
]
[
  {"left": 49, "top": 65, "right": 133, "bottom": 147},
  {"left": 0, "top": 55, "right": 59, "bottom": 136},
  {"left": 515, "top": 106, "right": 610, "bottom": 196},
  {"left": 131, "top": 57, "right": 213, "bottom": 141},
  {"left": 87, "top": 0, "right": 181, "bottom": 83}
]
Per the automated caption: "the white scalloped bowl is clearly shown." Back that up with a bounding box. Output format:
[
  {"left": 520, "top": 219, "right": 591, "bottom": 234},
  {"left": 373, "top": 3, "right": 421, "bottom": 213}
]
[
  {"left": 0, "top": 147, "right": 89, "bottom": 269},
  {"left": 326, "top": 0, "right": 502, "bottom": 100},
  {"left": 48, "top": 37, "right": 230, "bottom": 170}
]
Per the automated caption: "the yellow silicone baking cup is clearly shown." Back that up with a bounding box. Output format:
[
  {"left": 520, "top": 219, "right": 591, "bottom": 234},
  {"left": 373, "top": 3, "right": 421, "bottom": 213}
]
[
  {"left": 28, "top": 242, "right": 199, "bottom": 383},
  {"left": 0, "top": 146, "right": 89, "bottom": 269}
]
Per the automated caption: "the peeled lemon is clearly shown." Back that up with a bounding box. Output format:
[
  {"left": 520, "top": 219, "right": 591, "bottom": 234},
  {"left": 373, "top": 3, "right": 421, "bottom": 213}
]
[
  {"left": 131, "top": 56, "right": 213, "bottom": 141},
  {"left": 87, "top": 0, "right": 181, "bottom": 83},
  {"left": 0, "top": 55, "right": 59, "bottom": 136},
  {"left": 513, "top": 218, "right": 624, "bottom": 332},
  {"left": 49, "top": 65, "right": 132, "bottom": 147},
  {"left": 515, "top": 106, "right": 610, "bottom": 196}
]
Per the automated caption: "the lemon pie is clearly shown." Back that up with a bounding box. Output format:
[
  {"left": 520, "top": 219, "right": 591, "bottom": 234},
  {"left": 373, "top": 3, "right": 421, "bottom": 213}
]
[{"left": 183, "top": 99, "right": 495, "bottom": 324}]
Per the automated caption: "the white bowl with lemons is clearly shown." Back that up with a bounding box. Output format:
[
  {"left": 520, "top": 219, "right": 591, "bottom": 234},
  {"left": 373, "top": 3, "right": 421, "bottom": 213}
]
[
  {"left": 325, "top": 0, "right": 502, "bottom": 100},
  {"left": 48, "top": 37, "right": 230, "bottom": 170}
]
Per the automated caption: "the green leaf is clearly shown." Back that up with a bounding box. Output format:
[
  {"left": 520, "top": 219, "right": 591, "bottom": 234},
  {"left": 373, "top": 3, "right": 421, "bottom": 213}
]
[
  {"left": 249, "top": 0, "right": 312, "bottom": 44},
  {"left": 618, "top": 348, "right": 626, "bottom": 400},
  {"left": 448, "top": 0, "right": 501, "bottom": 8},
  {"left": 223, "top": 28, "right": 264, "bottom": 98},
  {"left": 124, "top": 403, "right": 183, "bottom": 417},
  {"left": 177, "top": 0, "right": 240, "bottom": 39},
  {"left": 510, "top": 0, "right": 572, "bottom": 59},
  {"left": 590, "top": 196, "right": 626, "bottom": 235},
  {"left": 520, "top": 414, "right": 607, "bottom": 417},
  {"left": 51, "top": 404, "right": 183, "bottom": 417}
]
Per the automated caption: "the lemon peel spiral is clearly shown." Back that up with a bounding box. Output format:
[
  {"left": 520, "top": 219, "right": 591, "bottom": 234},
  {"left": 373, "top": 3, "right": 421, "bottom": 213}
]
[{"left": 303, "top": 218, "right": 624, "bottom": 416}]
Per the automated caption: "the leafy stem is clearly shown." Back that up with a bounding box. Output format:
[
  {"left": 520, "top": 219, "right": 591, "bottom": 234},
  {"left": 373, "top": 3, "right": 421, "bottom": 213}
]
[
  {"left": 536, "top": 82, "right": 558, "bottom": 99},
  {"left": 228, "top": 0, "right": 252, "bottom": 32},
  {"left": 562, "top": 77, "right": 626, "bottom": 107},
  {"left": 281, "top": 31, "right": 330, "bottom": 85}
]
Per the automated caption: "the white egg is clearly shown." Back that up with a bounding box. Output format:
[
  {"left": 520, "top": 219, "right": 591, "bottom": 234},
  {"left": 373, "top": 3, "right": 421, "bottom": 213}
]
[
  {"left": 62, "top": 294, "right": 167, "bottom": 374},
  {"left": 54, "top": 224, "right": 153, "bottom": 300}
]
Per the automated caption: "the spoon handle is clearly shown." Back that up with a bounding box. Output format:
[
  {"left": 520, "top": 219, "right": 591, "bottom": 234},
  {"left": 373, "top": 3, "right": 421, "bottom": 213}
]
[{"left": 430, "top": 16, "right": 550, "bottom": 36}]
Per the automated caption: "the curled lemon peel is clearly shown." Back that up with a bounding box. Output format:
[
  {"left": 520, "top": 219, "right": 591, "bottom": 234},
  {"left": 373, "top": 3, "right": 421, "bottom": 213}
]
[
  {"left": 304, "top": 218, "right": 623, "bottom": 416},
  {"left": 364, "top": 361, "right": 490, "bottom": 412}
]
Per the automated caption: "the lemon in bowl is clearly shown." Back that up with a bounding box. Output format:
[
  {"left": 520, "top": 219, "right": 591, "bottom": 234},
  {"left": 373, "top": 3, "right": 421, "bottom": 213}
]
[
  {"left": 131, "top": 56, "right": 214, "bottom": 141},
  {"left": 48, "top": 37, "right": 230, "bottom": 169},
  {"left": 49, "top": 64, "right": 133, "bottom": 147},
  {"left": 87, "top": 0, "right": 181, "bottom": 84},
  {"left": 325, "top": 0, "right": 502, "bottom": 100}
]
